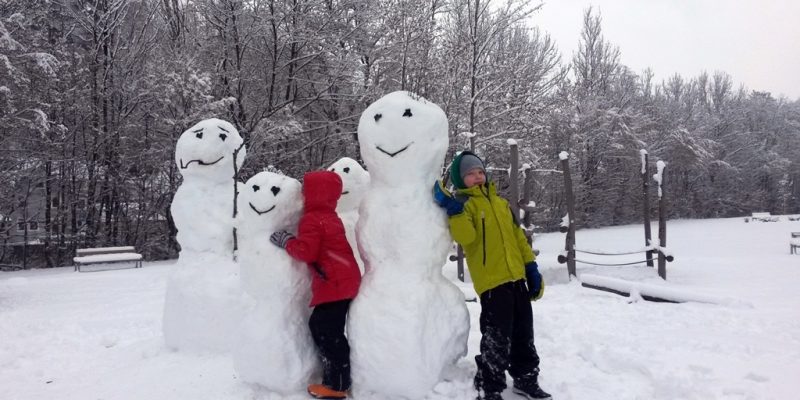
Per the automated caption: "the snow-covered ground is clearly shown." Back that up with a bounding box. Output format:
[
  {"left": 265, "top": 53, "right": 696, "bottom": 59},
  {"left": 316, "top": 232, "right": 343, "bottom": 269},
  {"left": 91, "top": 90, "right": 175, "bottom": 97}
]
[{"left": 2, "top": 216, "right": 799, "bottom": 400}]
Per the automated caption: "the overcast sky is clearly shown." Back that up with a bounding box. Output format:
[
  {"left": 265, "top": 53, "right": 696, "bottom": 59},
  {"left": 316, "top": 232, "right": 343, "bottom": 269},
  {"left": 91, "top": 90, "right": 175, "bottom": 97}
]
[{"left": 533, "top": 0, "right": 800, "bottom": 100}]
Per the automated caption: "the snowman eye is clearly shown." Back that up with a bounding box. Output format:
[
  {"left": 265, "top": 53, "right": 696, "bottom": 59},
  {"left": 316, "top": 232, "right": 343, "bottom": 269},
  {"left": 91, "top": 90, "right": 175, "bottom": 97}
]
[
  {"left": 219, "top": 133, "right": 227, "bottom": 141},
  {"left": 343, "top": 167, "right": 350, "bottom": 173},
  {"left": 402, "top": 108, "right": 413, "bottom": 117},
  {"left": 194, "top": 128, "right": 203, "bottom": 139},
  {"left": 252, "top": 185, "right": 260, "bottom": 192},
  {"left": 374, "top": 113, "right": 382, "bottom": 122},
  {"left": 271, "top": 186, "right": 280, "bottom": 196}
]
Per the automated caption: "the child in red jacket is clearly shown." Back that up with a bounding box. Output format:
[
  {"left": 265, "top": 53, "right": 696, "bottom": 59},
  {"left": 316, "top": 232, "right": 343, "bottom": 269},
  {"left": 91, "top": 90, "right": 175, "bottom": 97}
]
[{"left": 270, "top": 170, "right": 362, "bottom": 399}]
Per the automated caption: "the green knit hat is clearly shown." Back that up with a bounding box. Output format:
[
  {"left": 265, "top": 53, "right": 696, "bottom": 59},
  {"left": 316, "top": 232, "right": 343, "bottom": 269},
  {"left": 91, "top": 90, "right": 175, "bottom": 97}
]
[{"left": 449, "top": 151, "right": 485, "bottom": 189}]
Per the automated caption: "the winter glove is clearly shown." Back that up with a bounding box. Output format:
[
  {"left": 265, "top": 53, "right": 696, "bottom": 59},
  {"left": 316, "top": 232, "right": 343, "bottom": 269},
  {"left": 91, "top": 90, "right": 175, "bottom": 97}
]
[
  {"left": 525, "top": 261, "right": 545, "bottom": 301},
  {"left": 432, "top": 180, "right": 465, "bottom": 216},
  {"left": 270, "top": 230, "right": 295, "bottom": 249}
]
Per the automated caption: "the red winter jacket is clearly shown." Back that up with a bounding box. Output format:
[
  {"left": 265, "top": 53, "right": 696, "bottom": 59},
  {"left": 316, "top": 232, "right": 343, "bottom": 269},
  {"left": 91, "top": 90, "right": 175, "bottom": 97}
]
[{"left": 285, "top": 171, "right": 362, "bottom": 307}]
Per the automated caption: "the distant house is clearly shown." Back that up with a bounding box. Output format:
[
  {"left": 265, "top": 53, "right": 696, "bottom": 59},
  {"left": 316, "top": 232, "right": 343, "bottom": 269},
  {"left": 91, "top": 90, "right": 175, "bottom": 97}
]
[
  {"left": 2, "top": 177, "right": 49, "bottom": 246},
  {"left": 1, "top": 173, "right": 175, "bottom": 267}
]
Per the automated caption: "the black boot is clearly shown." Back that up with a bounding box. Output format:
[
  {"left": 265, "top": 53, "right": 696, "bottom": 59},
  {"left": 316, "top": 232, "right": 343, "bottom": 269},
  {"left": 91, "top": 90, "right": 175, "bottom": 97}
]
[{"left": 512, "top": 376, "right": 552, "bottom": 400}]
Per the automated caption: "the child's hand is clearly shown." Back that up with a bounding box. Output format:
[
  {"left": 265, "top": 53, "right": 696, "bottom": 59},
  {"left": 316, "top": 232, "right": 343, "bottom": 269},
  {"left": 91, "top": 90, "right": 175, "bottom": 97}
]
[
  {"left": 270, "top": 231, "right": 294, "bottom": 249},
  {"left": 432, "top": 180, "right": 465, "bottom": 216},
  {"left": 525, "top": 261, "right": 545, "bottom": 301}
]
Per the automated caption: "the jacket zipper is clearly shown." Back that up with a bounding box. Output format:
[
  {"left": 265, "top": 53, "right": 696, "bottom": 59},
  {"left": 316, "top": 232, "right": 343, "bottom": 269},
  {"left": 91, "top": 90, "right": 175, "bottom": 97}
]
[
  {"left": 480, "top": 184, "right": 490, "bottom": 267},
  {"left": 481, "top": 210, "right": 486, "bottom": 266}
]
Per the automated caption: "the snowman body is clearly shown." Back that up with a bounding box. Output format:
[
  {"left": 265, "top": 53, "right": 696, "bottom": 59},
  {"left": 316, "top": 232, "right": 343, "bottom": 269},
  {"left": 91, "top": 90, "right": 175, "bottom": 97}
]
[{"left": 347, "top": 92, "right": 469, "bottom": 398}]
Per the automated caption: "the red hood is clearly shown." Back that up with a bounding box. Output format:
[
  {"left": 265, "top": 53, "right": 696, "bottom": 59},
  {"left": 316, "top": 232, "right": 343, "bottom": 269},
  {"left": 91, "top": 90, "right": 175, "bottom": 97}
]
[{"left": 303, "top": 170, "right": 342, "bottom": 212}]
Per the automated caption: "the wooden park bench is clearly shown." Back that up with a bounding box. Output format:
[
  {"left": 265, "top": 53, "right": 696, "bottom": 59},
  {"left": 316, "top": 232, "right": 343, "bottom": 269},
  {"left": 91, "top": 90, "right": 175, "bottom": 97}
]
[
  {"left": 73, "top": 246, "right": 143, "bottom": 272},
  {"left": 746, "top": 212, "right": 779, "bottom": 222},
  {"left": 791, "top": 232, "right": 800, "bottom": 255}
]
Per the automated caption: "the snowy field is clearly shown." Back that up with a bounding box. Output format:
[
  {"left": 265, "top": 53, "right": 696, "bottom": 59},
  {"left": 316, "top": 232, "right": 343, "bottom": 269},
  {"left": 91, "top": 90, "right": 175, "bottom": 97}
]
[{"left": 2, "top": 216, "right": 799, "bottom": 400}]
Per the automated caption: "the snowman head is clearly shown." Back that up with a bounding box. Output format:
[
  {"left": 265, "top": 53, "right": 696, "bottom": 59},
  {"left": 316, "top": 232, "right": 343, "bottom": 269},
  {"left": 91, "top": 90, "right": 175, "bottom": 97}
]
[
  {"left": 357, "top": 91, "right": 448, "bottom": 185},
  {"left": 327, "top": 157, "right": 370, "bottom": 212},
  {"left": 238, "top": 171, "right": 302, "bottom": 233},
  {"left": 175, "top": 118, "right": 246, "bottom": 182}
]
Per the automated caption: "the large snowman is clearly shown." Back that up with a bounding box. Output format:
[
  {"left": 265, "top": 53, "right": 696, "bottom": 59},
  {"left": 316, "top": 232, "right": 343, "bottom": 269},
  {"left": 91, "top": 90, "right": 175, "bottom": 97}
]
[
  {"left": 347, "top": 91, "right": 469, "bottom": 398},
  {"left": 327, "top": 157, "right": 370, "bottom": 274},
  {"left": 233, "top": 171, "right": 317, "bottom": 393},
  {"left": 163, "top": 118, "right": 246, "bottom": 353}
]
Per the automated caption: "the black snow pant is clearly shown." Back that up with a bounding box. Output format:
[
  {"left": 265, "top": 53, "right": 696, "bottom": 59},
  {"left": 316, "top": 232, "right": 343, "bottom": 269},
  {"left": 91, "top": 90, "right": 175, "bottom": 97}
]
[
  {"left": 308, "top": 299, "right": 352, "bottom": 392},
  {"left": 474, "top": 280, "right": 540, "bottom": 395}
]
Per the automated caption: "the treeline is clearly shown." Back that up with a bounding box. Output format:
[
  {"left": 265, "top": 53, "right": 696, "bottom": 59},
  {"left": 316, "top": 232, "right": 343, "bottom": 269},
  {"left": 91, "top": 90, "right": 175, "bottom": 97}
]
[{"left": 1, "top": 0, "right": 798, "bottom": 267}]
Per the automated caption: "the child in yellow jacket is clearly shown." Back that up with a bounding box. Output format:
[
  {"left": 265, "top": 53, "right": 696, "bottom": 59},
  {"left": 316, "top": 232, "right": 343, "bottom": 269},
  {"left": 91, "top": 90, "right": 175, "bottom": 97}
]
[{"left": 433, "top": 151, "right": 551, "bottom": 400}]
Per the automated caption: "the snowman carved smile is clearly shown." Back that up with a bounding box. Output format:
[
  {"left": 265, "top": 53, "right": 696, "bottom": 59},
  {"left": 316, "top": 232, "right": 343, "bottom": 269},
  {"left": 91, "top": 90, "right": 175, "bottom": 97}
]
[
  {"left": 376, "top": 142, "right": 413, "bottom": 158},
  {"left": 248, "top": 203, "right": 276, "bottom": 215},
  {"left": 179, "top": 156, "right": 225, "bottom": 169}
]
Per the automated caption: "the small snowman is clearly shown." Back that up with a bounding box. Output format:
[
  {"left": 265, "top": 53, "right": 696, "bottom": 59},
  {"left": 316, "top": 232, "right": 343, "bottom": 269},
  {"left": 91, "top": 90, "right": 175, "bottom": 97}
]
[
  {"left": 327, "top": 157, "right": 370, "bottom": 274},
  {"left": 233, "top": 171, "right": 317, "bottom": 393}
]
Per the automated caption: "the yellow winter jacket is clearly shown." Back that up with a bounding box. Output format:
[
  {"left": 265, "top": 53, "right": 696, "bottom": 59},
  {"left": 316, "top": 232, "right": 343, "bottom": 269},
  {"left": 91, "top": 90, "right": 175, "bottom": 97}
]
[{"left": 448, "top": 182, "right": 535, "bottom": 295}]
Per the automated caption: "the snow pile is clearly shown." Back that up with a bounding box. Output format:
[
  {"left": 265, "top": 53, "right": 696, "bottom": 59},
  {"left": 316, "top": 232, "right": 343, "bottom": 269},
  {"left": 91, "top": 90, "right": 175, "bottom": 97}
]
[
  {"left": 640, "top": 149, "right": 648, "bottom": 174},
  {"left": 654, "top": 160, "right": 667, "bottom": 198}
]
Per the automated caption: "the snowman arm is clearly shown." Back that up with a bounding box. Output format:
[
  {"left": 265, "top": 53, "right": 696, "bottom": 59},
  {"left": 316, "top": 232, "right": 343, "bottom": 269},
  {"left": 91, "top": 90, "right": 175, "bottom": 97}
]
[
  {"left": 285, "top": 219, "right": 323, "bottom": 263},
  {"left": 448, "top": 211, "right": 477, "bottom": 245}
]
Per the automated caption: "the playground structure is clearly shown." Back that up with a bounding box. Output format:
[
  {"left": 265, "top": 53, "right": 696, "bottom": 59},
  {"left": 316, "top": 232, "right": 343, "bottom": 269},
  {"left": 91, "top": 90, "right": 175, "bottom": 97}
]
[
  {"left": 447, "top": 143, "right": 674, "bottom": 287},
  {"left": 557, "top": 150, "right": 673, "bottom": 280}
]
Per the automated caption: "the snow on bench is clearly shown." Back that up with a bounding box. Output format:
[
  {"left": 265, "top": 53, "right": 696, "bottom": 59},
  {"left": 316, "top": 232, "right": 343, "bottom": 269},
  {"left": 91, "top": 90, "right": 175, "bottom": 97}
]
[
  {"left": 74, "top": 247, "right": 143, "bottom": 272},
  {"left": 746, "top": 212, "right": 779, "bottom": 222},
  {"left": 579, "top": 274, "right": 737, "bottom": 305}
]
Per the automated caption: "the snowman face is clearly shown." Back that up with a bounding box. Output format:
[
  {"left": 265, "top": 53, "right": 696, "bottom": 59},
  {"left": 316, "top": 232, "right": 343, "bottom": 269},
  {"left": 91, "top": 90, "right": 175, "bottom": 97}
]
[
  {"left": 357, "top": 91, "right": 448, "bottom": 184},
  {"left": 239, "top": 171, "right": 302, "bottom": 231},
  {"left": 175, "top": 118, "right": 246, "bottom": 181},
  {"left": 328, "top": 157, "right": 369, "bottom": 212}
]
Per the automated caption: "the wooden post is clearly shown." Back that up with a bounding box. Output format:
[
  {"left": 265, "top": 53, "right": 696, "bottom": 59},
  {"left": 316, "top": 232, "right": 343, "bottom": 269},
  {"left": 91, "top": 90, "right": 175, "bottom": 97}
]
[
  {"left": 522, "top": 165, "right": 534, "bottom": 245},
  {"left": 641, "top": 150, "right": 654, "bottom": 267},
  {"left": 560, "top": 153, "right": 577, "bottom": 279},
  {"left": 656, "top": 161, "right": 667, "bottom": 279},
  {"left": 456, "top": 245, "right": 465, "bottom": 282},
  {"left": 509, "top": 141, "right": 520, "bottom": 222}
]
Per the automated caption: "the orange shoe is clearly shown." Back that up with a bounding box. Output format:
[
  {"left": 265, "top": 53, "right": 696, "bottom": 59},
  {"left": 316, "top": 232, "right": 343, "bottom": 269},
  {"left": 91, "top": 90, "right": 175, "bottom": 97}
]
[{"left": 307, "top": 384, "right": 348, "bottom": 399}]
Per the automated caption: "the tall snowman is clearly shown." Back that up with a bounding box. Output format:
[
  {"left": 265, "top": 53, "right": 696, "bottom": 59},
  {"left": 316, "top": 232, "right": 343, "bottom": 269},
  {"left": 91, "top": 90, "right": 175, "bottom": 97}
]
[
  {"left": 233, "top": 171, "right": 317, "bottom": 393},
  {"left": 327, "top": 157, "right": 370, "bottom": 274},
  {"left": 347, "top": 91, "right": 469, "bottom": 398},
  {"left": 163, "top": 118, "right": 246, "bottom": 353}
]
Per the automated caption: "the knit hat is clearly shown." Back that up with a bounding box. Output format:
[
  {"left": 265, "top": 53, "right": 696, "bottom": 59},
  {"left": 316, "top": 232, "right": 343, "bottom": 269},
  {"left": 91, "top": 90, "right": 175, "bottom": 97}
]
[{"left": 449, "top": 151, "right": 485, "bottom": 189}]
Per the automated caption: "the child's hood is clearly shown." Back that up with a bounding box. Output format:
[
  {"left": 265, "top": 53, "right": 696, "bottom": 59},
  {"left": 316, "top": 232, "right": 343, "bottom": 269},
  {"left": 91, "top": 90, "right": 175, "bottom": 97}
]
[
  {"left": 302, "top": 170, "right": 343, "bottom": 212},
  {"left": 449, "top": 150, "right": 485, "bottom": 189}
]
